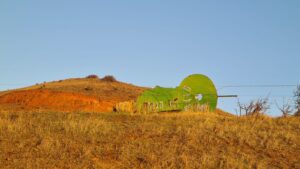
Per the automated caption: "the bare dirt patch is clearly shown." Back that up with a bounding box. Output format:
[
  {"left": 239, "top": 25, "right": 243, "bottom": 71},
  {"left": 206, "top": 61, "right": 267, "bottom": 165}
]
[{"left": 0, "top": 89, "right": 114, "bottom": 112}]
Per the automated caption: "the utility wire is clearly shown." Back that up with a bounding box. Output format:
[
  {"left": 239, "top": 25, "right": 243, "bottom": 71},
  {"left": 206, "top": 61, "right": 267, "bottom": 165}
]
[
  {"left": 218, "top": 84, "right": 298, "bottom": 90},
  {"left": 0, "top": 83, "right": 298, "bottom": 87},
  {"left": 0, "top": 84, "right": 33, "bottom": 86}
]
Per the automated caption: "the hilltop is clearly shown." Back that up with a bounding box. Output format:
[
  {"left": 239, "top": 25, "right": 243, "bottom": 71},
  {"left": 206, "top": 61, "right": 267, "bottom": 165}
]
[
  {"left": 0, "top": 76, "right": 147, "bottom": 112},
  {"left": 0, "top": 76, "right": 299, "bottom": 168}
]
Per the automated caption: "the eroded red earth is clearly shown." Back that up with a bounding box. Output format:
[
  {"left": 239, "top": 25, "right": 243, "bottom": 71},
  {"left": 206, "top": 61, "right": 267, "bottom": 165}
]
[{"left": 0, "top": 89, "right": 116, "bottom": 112}]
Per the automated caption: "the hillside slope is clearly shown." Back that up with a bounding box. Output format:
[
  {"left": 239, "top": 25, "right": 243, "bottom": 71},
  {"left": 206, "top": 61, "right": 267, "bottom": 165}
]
[
  {"left": 0, "top": 111, "right": 299, "bottom": 168},
  {"left": 0, "top": 77, "right": 148, "bottom": 112}
]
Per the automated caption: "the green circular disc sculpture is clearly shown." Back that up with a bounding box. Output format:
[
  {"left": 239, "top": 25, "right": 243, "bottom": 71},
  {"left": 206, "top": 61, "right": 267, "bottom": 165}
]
[
  {"left": 135, "top": 74, "right": 218, "bottom": 113},
  {"left": 179, "top": 74, "right": 218, "bottom": 110}
]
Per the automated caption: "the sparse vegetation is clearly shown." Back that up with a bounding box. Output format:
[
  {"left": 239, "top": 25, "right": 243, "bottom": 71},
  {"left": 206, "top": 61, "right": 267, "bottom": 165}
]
[
  {"left": 237, "top": 98, "right": 270, "bottom": 116},
  {"left": 84, "top": 86, "right": 93, "bottom": 91},
  {"left": 294, "top": 85, "right": 300, "bottom": 116},
  {"left": 101, "top": 75, "right": 117, "bottom": 82},
  {"left": 0, "top": 111, "right": 299, "bottom": 168},
  {"left": 295, "top": 110, "right": 300, "bottom": 117},
  {"left": 86, "top": 74, "right": 99, "bottom": 79},
  {"left": 276, "top": 101, "right": 293, "bottom": 118}
]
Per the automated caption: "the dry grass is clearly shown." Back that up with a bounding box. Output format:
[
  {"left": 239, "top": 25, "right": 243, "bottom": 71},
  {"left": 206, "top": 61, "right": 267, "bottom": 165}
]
[{"left": 0, "top": 111, "right": 299, "bottom": 169}]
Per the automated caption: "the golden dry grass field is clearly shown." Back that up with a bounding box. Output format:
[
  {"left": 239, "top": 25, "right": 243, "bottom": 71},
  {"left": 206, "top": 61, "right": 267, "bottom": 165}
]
[{"left": 0, "top": 111, "right": 299, "bottom": 169}]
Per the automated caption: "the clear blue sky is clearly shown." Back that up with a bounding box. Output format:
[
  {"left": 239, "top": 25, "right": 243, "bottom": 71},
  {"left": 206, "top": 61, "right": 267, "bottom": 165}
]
[{"left": 1, "top": 1, "right": 299, "bottom": 116}]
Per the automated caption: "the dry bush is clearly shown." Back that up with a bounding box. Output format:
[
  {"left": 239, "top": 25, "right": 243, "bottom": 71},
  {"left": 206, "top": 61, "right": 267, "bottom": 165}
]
[
  {"left": 294, "top": 85, "right": 300, "bottom": 116},
  {"left": 114, "top": 101, "right": 136, "bottom": 113},
  {"left": 84, "top": 87, "right": 93, "bottom": 91},
  {"left": 237, "top": 98, "right": 270, "bottom": 116},
  {"left": 295, "top": 110, "right": 300, "bottom": 117},
  {"left": 276, "top": 101, "right": 293, "bottom": 118},
  {"left": 85, "top": 74, "right": 99, "bottom": 79},
  {"left": 101, "top": 75, "right": 117, "bottom": 82}
]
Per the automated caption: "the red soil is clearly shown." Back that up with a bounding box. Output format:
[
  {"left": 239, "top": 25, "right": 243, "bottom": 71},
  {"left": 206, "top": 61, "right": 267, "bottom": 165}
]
[
  {"left": 0, "top": 89, "right": 116, "bottom": 112},
  {"left": 0, "top": 77, "right": 148, "bottom": 113}
]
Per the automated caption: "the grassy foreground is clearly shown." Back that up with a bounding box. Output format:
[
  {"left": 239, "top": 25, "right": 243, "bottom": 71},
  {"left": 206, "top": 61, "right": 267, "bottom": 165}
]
[{"left": 0, "top": 111, "right": 299, "bottom": 169}]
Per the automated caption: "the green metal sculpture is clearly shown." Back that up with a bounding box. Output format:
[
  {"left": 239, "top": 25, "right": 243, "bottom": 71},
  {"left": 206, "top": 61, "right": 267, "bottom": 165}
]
[
  {"left": 136, "top": 74, "right": 218, "bottom": 113},
  {"left": 179, "top": 74, "right": 218, "bottom": 110}
]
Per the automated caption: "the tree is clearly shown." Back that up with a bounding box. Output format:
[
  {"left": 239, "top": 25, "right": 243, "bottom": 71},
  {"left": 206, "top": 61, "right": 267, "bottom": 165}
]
[
  {"left": 86, "top": 74, "right": 99, "bottom": 79},
  {"left": 294, "top": 85, "right": 300, "bottom": 116},
  {"left": 275, "top": 101, "right": 292, "bottom": 117},
  {"left": 237, "top": 98, "right": 270, "bottom": 116},
  {"left": 101, "top": 75, "right": 117, "bottom": 82}
]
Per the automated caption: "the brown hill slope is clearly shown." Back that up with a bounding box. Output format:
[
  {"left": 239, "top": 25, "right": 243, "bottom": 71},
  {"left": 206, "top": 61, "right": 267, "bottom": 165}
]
[
  {"left": 0, "top": 77, "right": 148, "bottom": 112},
  {"left": 0, "top": 89, "right": 114, "bottom": 112},
  {"left": 0, "top": 111, "right": 299, "bottom": 168}
]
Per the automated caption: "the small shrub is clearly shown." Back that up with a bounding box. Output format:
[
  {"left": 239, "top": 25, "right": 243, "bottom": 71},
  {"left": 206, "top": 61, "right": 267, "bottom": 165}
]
[
  {"left": 275, "top": 101, "right": 293, "bottom": 118},
  {"left": 294, "top": 85, "right": 300, "bottom": 116},
  {"left": 115, "top": 101, "right": 136, "bottom": 113},
  {"left": 86, "top": 74, "right": 99, "bottom": 79},
  {"left": 237, "top": 98, "right": 269, "bottom": 116},
  {"left": 101, "top": 75, "right": 117, "bottom": 82},
  {"left": 84, "top": 87, "right": 93, "bottom": 91},
  {"left": 295, "top": 110, "right": 300, "bottom": 117}
]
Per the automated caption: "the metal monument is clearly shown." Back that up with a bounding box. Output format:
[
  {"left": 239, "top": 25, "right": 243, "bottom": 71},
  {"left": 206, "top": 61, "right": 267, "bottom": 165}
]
[{"left": 135, "top": 74, "right": 218, "bottom": 113}]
